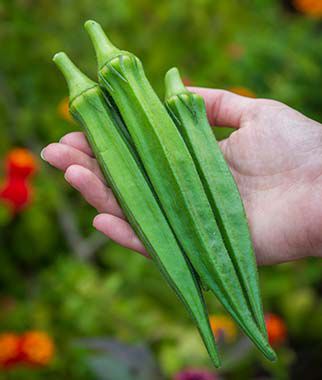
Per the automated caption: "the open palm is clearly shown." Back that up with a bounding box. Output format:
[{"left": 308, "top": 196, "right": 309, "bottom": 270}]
[{"left": 42, "top": 89, "right": 322, "bottom": 264}]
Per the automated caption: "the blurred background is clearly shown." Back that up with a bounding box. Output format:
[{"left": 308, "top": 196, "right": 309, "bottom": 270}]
[{"left": 0, "top": 0, "right": 322, "bottom": 379}]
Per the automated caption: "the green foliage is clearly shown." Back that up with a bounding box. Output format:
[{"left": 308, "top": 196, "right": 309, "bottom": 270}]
[{"left": 0, "top": 0, "right": 321, "bottom": 379}]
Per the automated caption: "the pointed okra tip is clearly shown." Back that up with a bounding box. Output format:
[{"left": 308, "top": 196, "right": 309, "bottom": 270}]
[
  {"left": 53, "top": 52, "right": 97, "bottom": 102},
  {"left": 84, "top": 20, "right": 120, "bottom": 69},
  {"left": 210, "top": 349, "right": 221, "bottom": 368},
  {"left": 164, "top": 67, "right": 190, "bottom": 100},
  {"left": 266, "top": 345, "right": 278, "bottom": 362}
]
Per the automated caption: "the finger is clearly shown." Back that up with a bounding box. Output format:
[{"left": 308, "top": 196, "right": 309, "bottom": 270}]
[
  {"left": 41, "top": 143, "right": 105, "bottom": 182},
  {"left": 93, "top": 213, "right": 148, "bottom": 257},
  {"left": 60, "top": 132, "right": 94, "bottom": 157},
  {"left": 187, "top": 87, "right": 255, "bottom": 128},
  {"left": 65, "top": 165, "right": 124, "bottom": 218}
]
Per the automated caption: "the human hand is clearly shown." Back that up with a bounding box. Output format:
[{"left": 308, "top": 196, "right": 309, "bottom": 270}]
[{"left": 41, "top": 89, "right": 322, "bottom": 265}]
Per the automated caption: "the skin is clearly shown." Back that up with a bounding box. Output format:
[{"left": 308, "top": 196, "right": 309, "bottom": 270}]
[{"left": 41, "top": 89, "right": 322, "bottom": 265}]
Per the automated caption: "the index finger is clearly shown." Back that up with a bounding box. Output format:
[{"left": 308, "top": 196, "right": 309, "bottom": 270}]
[{"left": 60, "top": 132, "right": 94, "bottom": 157}]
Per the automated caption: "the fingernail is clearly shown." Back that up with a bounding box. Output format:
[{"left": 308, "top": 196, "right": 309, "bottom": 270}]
[
  {"left": 40, "top": 148, "right": 47, "bottom": 161},
  {"left": 64, "top": 171, "right": 70, "bottom": 182},
  {"left": 92, "top": 215, "right": 100, "bottom": 229},
  {"left": 64, "top": 167, "right": 73, "bottom": 183}
]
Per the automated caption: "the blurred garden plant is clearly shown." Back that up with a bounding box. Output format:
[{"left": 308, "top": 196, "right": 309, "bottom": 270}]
[{"left": 0, "top": 0, "right": 322, "bottom": 379}]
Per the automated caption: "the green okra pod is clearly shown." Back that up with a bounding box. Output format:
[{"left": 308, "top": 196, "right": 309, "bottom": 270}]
[
  {"left": 164, "top": 67, "right": 267, "bottom": 338},
  {"left": 53, "top": 52, "right": 221, "bottom": 367},
  {"left": 84, "top": 20, "right": 275, "bottom": 361}
]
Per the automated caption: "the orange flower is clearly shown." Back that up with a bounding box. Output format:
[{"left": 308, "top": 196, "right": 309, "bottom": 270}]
[
  {"left": 209, "top": 314, "right": 237, "bottom": 343},
  {"left": 265, "top": 313, "right": 287, "bottom": 346},
  {"left": 58, "top": 97, "right": 74, "bottom": 123},
  {"left": 0, "top": 333, "right": 21, "bottom": 367},
  {"left": 6, "top": 148, "right": 37, "bottom": 178},
  {"left": 294, "top": 0, "right": 322, "bottom": 17},
  {"left": 229, "top": 87, "right": 256, "bottom": 98},
  {"left": 20, "top": 331, "right": 55, "bottom": 366}
]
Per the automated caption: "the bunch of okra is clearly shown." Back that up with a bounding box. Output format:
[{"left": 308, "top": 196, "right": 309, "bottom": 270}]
[{"left": 53, "top": 20, "right": 276, "bottom": 367}]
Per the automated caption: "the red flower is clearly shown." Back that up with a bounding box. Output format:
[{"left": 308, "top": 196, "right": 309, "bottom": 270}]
[
  {"left": 0, "top": 178, "right": 32, "bottom": 213},
  {"left": 265, "top": 313, "right": 287, "bottom": 346},
  {"left": 0, "top": 148, "right": 37, "bottom": 213},
  {"left": 0, "top": 333, "right": 21, "bottom": 368}
]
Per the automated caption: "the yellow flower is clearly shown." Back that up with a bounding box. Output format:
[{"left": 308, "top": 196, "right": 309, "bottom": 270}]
[
  {"left": 58, "top": 97, "right": 74, "bottom": 123},
  {"left": 229, "top": 87, "right": 256, "bottom": 98},
  {"left": 209, "top": 314, "right": 237, "bottom": 343},
  {"left": 294, "top": 0, "right": 322, "bottom": 17}
]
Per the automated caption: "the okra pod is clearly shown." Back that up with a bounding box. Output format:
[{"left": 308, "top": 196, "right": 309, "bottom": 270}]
[
  {"left": 164, "top": 67, "right": 267, "bottom": 338},
  {"left": 53, "top": 52, "right": 221, "bottom": 367},
  {"left": 84, "top": 21, "right": 275, "bottom": 361}
]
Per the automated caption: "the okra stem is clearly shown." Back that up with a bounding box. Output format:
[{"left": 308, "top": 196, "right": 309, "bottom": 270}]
[
  {"left": 53, "top": 52, "right": 96, "bottom": 101},
  {"left": 165, "top": 67, "right": 189, "bottom": 99},
  {"left": 84, "top": 20, "right": 120, "bottom": 68}
]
